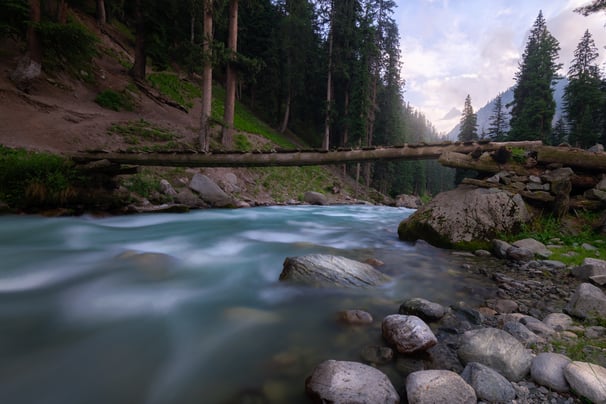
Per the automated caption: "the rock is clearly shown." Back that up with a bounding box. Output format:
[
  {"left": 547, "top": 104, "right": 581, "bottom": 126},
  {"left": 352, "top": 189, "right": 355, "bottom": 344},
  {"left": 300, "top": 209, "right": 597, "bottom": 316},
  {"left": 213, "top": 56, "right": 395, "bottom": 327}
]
[
  {"left": 461, "top": 362, "right": 516, "bottom": 402},
  {"left": 492, "top": 239, "right": 512, "bottom": 259},
  {"left": 399, "top": 297, "right": 446, "bottom": 322},
  {"left": 588, "top": 144, "right": 605, "bottom": 153},
  {"left": 10, "top": 55, "right": 42, "bottom": 91},
  {"left": 597, "top": 175, "right": 606, "bottom": 191},
  {"left": 564, "top": 361, "right": 606, "bottom": 403},
  {"left": 175, "top": 188, "right": 205, "bottom": 207},
  {"left": 398, "top": 185, "right": 531, "bottom": 248},
  {"left": 381, "top": 314, "right": 437, "bottom": 354},
  {"left": 337, "top": 310, "right": 373, "bottom": 325},
  {"left": 506, "top": 246, "right": 534, "bottom": 262},
  {"left": 502, "top": 321, "right": 544, "bottom": 346},
  {"left": 189, "top": 173, "right": 233, "bottom": 207},
  {"left": 360, "top": 345, "right": 394, "bottom": 365},
  {"left": 457, "top": 327, "right": 532, "bottom": 381},
  {"left": 427, "top": 343, "right": 464, "bottom": 373},
  {"left": 474, "top": 249, "right": 492, "bottom": 257},
  {"left": 531, "top": 353, "right": 571, "bottom": 392},
  {"left": 159, "top": 179, "right": 177, "bottom": 196},
  {"left": 395, "top": 194, "right": 423, "bottom": 209},
  {"left": 512, "top": 238, "right": 552, "bottom": 258},
  {"left": 494, "top": 299, "right": 518, "bottom": 314},
  {"left": 564, "top": 282, "right": 606, "bottom": 320},
  {"left": 303, "top": 191, "right": 327, "bottom": 205},
  {"left": 520, "top": 315, "right": 557, "bottom": 337},
  {"left": 305, "top": 360, "right": 399, "bottom": 404},
  {"left": 406, "top": 370, "right": 476, "bottom": 404},
  {"left": 541, "top": 260, "right": 567, "bottom": 269},
  {"left": 279, "top": 255, "right": 391, "bottom": 288},
  {"left": 571, "top": 258, "right": 606, "bottom": 283},
  {"left": 542, "top": 313, "right": 573, "bottom": 331}
]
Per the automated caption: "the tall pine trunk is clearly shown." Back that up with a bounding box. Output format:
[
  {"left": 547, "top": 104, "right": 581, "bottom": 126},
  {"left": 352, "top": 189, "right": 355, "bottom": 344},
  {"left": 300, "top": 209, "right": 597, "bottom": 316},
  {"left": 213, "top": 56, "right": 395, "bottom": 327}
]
[
  {"left": 279, "top": 90, "right": 291, "bottom": 134},
  {"left": 130, "top": 0, "right": 146, "bottom": 80},
  {"left": 11, "top": 0, "right": 42, "bottom": 89},
  {"left": 96, "top": 0, "right": 106, "bottom": 25},
  {"left": 199, "top": 0, "right": 213, "bottom": 151},
  {"left": 222, "top": 0, "right": 238, "bottom": 149},
  {"left": 322, "top": 1, "right": 335, "bottom": 151}
]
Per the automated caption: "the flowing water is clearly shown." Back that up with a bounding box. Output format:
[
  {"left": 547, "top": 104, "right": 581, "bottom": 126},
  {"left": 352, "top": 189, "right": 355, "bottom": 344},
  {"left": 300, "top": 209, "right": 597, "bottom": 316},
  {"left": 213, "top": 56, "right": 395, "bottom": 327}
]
[{"left": 0, "top": 205, "right": 497, "bottom": 403}]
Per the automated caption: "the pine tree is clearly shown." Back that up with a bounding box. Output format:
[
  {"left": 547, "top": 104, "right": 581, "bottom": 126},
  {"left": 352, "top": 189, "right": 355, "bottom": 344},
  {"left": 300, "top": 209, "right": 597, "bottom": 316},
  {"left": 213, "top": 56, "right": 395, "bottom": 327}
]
[
  {"left": 487, "top": 93, "right": 508, "bottom": 141},
  {"left": 508, "top": 11, "right": 561, "bottom": 142},
  {"left": 563, "top": 30, "right": 604, "bottom": 149},
  {"left": 458, "top": 94, "right": 478, "bottom": 141},
  {"left": 551, "top": 117, "right": 568, "bottom": 145}
]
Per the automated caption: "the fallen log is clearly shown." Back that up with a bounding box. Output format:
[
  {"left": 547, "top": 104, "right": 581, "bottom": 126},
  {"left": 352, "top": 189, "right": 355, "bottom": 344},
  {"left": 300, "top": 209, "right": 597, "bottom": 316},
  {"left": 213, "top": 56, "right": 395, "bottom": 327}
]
[
  {"left": 438, "top": 151, "right": 530, "bottom": 175},
  {"left": 537, "top": 146, "right": 606, "bottom": 172}
]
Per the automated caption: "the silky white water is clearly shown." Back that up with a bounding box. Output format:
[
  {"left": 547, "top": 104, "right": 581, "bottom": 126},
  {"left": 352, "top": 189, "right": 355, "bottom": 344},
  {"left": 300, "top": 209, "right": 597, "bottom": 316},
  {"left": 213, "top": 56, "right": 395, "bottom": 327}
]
[{"left": 0, "top": 205, "right": 495, "bottom": 403}]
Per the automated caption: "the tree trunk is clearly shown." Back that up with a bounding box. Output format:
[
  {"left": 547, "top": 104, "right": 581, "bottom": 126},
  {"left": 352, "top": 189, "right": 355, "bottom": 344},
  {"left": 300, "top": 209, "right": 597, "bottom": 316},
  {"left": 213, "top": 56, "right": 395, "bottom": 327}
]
[
  {"left": 279, "top": 90, "right": 291, "bottom": 134},
  {"left": 222, "top": 0, "right": 238, "bottom": 149},
  {"left": 57, "top": 0, "right": 67, "bottom": 24},
  {"left": 130, "top": 0, "right": 146, "bottom": 80},
  {"left": 323, "top": 0, "right": 335, "bottom": 151},
  {"left": 199, "top": 0, "right": 213, "bottom": 151},
  {"left": 10, "top": 0, "right": 42, "bottom": 90},
  {"left": 97, "top": 0, "right": 106, "bottom": 25}
]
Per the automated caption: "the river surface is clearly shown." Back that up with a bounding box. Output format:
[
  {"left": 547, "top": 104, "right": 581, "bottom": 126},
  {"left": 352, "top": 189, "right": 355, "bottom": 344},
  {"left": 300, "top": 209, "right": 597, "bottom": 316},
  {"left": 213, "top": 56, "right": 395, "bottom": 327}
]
[{"left": 0, "top": 205, "right": 497, "bottom": 403}]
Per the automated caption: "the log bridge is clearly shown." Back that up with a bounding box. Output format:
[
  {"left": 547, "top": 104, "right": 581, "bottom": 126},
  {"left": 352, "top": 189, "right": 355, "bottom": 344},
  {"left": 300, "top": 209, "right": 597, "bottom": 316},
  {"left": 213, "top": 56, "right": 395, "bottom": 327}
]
[{"left": 72, "top": 140, "right": 551, "bottom": 168}]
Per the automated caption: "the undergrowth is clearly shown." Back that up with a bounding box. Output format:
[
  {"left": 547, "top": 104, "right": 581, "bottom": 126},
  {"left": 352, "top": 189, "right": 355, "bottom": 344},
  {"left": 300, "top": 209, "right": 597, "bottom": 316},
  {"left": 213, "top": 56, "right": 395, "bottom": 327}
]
[
  {"left": 95, "top": 89, "right": 135, "bottom": 111},
  {"left": 148, "top": 72, "right": 200, "bottom": 110}
]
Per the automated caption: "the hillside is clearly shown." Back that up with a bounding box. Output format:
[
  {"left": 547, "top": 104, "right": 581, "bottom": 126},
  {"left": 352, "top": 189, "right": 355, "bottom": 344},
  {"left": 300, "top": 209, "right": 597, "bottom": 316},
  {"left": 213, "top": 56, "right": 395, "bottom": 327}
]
[{"left": 0, "top": 12, "right": 387, "bottom": 210}]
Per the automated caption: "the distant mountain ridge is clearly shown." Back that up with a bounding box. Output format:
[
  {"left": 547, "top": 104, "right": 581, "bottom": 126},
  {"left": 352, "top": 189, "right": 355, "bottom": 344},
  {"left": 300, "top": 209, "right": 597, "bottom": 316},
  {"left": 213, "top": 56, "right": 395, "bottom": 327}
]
[{"left": 445, "top": 77, "right": 568, "bottom": 140}]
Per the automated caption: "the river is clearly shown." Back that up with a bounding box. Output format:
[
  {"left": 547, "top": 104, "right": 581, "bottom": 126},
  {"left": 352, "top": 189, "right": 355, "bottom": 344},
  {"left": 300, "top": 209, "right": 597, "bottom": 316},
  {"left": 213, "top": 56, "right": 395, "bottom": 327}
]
[{"left": 0, "top": 205, "right": 497, "bottom": 403}]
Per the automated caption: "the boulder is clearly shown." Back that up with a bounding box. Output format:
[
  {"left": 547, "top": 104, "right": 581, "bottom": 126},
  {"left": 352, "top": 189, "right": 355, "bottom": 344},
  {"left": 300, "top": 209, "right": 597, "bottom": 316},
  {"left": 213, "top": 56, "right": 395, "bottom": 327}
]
[
  {"left": 492, "top": 239, "right": 512, "bottom": 259},
  {"left": 395, "top": 194, "right": 423, "bottom": 209},
  {"left": 406, "top": 370, "right": 476, "bottom": 404},
  {"left": 571, "top": 258, "right": 606, "bottom": 285},
  {"left": 279, "top": 254, "right": 391, "bottom": 288},
  {"left": 189, "top": 173, "right": 233, "bottom": 207},
  {"left": 542, "top": 313, "right": 573, "bottom": 331},
  {"left": 305, "top": 360, "right": 399, "bottom": 404},
  {"left": 502, "top": 321, "right": 544, "bottom": 346},
  {"left": 303, "top": 191, "right": 327, "bottom": 205},
  {"left": 399, "top": 297, "right": 446, "bottom": 322},
  {"left": 159, "top": 179, "right": 177, "bottom": 196},
  {"left": 531, "top": 353, "right": 571, "bottom": 393},
  {"left": 457, "top": 327, "right": 532, "bottom": 381},
  {"left": 564, "top": 361, "right": 606, "bottom": 403},
  {"left": 506, "top": 246, "right": 534, "bottom": 262},
  {"left": 382, "top": 314, "right": 437, "bottom": 354},
  {"left": 460, "top": 362, "right": 516, "bottom": 403},
  {"left": 564, "top": 282, "right": 606, "bottom": 320},
  {"left": 360, "top": 345, "right": 394, "bottom": 365},
  {"left": 512, "top": 238, "right": 552, "bottom": 258},
  {"left": 520, "top": 315, "right": 557, "bottom": 337},
  {"left": 337, "top": 310, "right": 373, "bottom": 325},
  {"left": 398, "top": 185, "right": 531, "bottom": 248}
]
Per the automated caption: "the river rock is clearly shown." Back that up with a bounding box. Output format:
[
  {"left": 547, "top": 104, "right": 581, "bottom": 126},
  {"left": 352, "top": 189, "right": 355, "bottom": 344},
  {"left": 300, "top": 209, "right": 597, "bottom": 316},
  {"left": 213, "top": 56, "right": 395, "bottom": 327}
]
[
  {"left": 189, "top": 173, "right": 233, "bottom": 207},
  {"left": 303, "top": 191, "right": 327, "bottom": 205},
  {"left": 564, "top": 361, "right": 606, "bottom": 403},
  {"left": 360, "top": 345, "right": 394, "bottom": 365},
  {"left": 571, "top": 258, "right": 606, "bottom": 285},
  {"left": 520, "top": 315, "right": 557, "bottom": 337},
  {"left": 512, "top": 238, "right": 552, "bottom": 258},
  {"left": 395, "top": 194, "right": 423, "bottom": 209},
  {"left": 382, "top": 314, "right": 437, "bottom": 354},
  {"left": 502, "top": 321, "right": 544, "bottom": 346},
  {"left": 457, "top": 327, "right": 532, "bottom": 381},
  {"left": 564, "top": 282, "right": 606, "bottom": 320},
  {"left": 337, "top": 310, "right": 373, "bottom": 325},
  {"left": 492, "top": 239, "right": 513, "bottom": 259},
  {"left": 305, "top": 360, "right": 399, "bottom": 404},
  {"left": 279, "top": 254, "right": 391, "bottom": 288},
  {"left": 406, "top": 370, "right": 476, "bottom": 404},
  {"left": 506, "top": 246, "right": 534, "bottom": 262},
  {"left": 399, "top": 297, "right": 446, "bottom": 322},
  {"left": 397, "top": 185, "right": 531, "bottom": 248},
  {"left": 542, "top": 313, "right": 573, "bottom": 331},
  {"left": 159, "top": 179, "right": 177, "bottom": 196},
  {"left": 427, "top": 343, "right": 464, "bottom": 373},
  {"left": 531, "top": 353, "right": 571, "bottom": 392},
  {"left": 461, "top": 362, "right": 516, "bottom": 402}
]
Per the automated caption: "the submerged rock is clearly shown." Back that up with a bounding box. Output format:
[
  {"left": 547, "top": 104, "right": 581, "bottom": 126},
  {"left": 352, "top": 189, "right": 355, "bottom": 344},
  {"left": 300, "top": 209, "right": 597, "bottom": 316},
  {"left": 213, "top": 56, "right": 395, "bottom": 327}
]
[
  {"left": 398, "top": 185, "right": 531, "bottom": 248},
  {"left": 306, "top": 360, "right": 399, "bottom": 404},
  {"left": 279, "top": 254, "right": 391, "bottom": 288}
]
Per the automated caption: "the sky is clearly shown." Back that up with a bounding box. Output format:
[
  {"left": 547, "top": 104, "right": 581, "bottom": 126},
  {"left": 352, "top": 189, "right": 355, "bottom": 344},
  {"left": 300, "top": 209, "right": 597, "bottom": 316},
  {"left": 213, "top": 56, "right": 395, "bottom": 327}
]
[{"left": 395, "top": 0, "right": 606, "bottom": 134}]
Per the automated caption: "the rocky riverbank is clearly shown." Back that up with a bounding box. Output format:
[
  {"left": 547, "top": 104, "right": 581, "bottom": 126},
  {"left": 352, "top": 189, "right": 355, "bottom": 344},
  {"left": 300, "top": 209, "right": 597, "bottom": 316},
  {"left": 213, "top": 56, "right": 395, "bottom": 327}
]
[{"left": 288, "top": 240, "right": 606, "bottom": 403}]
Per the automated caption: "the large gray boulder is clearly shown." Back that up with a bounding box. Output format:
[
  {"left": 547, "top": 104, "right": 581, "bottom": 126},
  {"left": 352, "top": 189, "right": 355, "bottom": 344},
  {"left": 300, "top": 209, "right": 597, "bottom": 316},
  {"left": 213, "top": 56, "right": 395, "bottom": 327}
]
[
  {"left": 398, "top": 185, "right": 531, "bottom": 248},
  {"left": 406, "top": 370, "right": 476, "bottom": 404},
  {"left": 303, "top": 191, "right": 328, "bottom": 205},
  {"left": 458, "top": 327, "right": 532, "bottom": 381},
  {"left": 382, "top": 314, "right": 437, "bottom": 354},
  {"left": 564, "top": 282, "right": 606, "bottom": 320},
  {"left": 279, "top": 254, "right": 391, "bottom": 288},
  {"left": 512, "top": 238, "right": 552, "bottom": 258},
  {"left": 460, "top": 362, "right": 516, "bottom": 403},
  {"left": 305, "top": 360, "right": 399, "bottom": 404},
  {"left": 531, "top": 353, "right": 571, "bottom": 393},
  {"left": 189, "top": 173, "right": 233, "bottom": 207},
  {"left": 564, "top": 361, "right": 606, "bottom": 403},
  {"left": 571, "top": 258, "right": 606, "bottom": 286}
]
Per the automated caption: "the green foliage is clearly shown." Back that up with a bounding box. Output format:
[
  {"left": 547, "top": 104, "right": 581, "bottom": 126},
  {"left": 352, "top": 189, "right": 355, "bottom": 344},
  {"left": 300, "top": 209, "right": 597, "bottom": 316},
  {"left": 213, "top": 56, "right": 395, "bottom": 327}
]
[
  {"left": 121, "top": 172, "right": 160, "bottom": 198},
  {"left": 0, "top": 0, "right": 28, "bottom": 39},
  {"left": 234, "top": 134, "right": 253, "bottom": 151},
  {"left": 108, "top": 119, "right": 181, "bottom": 144},
  {"left": 38, "top": 18, "right": 98, "bottom": 78},
  {"left": 459, "top": 94, "right": 478, "bottom": 141},
  {"left": 148, "top": 73, "right": 200, "bottom": 110},
  {"left": 510, "top": 148, "right": 527, "bottom": 163},
  {"left": 95, "top": 89, "right": 135, "bottom": 111},
  {"left": 0, "top": 146, "right": 81, "bottom": 208},
  {"left": 254, "top": 166, "right": 336, "bottom": 203}
]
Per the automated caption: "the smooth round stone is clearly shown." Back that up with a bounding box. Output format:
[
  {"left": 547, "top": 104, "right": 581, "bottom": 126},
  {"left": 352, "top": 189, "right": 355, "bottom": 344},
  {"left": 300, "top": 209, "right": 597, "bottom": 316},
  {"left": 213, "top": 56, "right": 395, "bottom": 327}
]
[
  {"left": 406, "top": 370, "right": 476, "bottom": 404},
  {"left": 382, "top": 314, "right": 437, "bottom": 354},
  {"left": 531, "top": 352, "right": 571, "bottom": 392},
  {"left": 399, "top": 297, "right": 446, "bottom": 322}
]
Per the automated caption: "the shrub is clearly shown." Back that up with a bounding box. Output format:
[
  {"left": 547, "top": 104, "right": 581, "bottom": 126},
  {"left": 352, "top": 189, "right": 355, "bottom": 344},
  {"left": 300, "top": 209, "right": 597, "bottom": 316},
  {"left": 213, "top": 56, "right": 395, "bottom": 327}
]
[{"left": 95, "top": 89, "right": 135, "bottom": 111}]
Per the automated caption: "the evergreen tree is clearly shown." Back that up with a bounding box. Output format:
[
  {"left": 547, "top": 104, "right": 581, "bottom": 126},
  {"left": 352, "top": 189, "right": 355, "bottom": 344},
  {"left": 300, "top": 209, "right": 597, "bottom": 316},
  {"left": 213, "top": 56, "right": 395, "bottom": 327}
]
[
  {"left": 487, "top": 93, "right": 508, "bottom": 141},
  {"left": 563, "top": 30, "right": 604, "bottom": 148},
  {"left": 458, "top": 94, "right": 478, "bottom": 141},
  {"left": 551, "top": 117, "right": 568, "bottom": 145},
  {"left": 575, "top": 0, "right": 606, "bottom": 15},
  {"left": 508, "top": 11, "right": 561, "bottom": 142}
]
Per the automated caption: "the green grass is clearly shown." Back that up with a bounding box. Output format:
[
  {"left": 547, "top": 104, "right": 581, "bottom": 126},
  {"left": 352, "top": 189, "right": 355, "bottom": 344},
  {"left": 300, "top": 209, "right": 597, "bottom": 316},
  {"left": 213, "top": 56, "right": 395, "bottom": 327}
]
[
  {"left": 121, "top": 171, "right": 160, "bottom": 198},
  {"left": 253, "top": 166, "right": 337, "bottom": 203},
  {"left": 108, "top": 119, "right": 182, "bottom": 144},
  {"left": 148, "top": 72, "right": 200, "bottom": 110},
  {"left": 95, "top": 89, "right": 135, "bottom": 111}
]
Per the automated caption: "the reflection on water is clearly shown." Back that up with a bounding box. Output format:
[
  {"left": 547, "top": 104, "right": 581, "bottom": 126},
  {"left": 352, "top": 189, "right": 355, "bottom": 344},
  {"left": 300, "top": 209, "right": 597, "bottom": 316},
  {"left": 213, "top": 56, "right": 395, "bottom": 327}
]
[{"left": 0, "top": 205, "right": 496, "bottom": 403}]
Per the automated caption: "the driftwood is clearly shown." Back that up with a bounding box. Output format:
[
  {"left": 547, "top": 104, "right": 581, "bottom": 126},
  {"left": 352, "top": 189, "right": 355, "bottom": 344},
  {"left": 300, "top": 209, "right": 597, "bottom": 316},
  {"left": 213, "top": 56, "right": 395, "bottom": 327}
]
[{"left": 71, "top": 141, "right": 543, "bottom": 168}]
